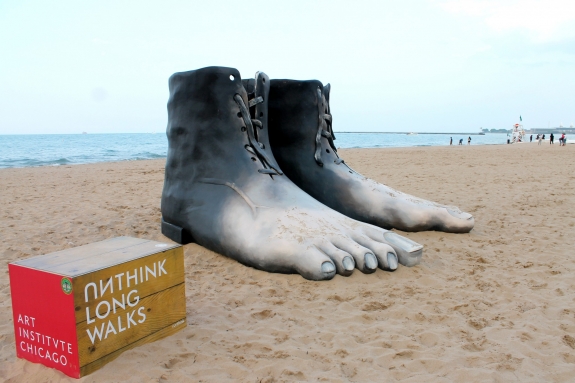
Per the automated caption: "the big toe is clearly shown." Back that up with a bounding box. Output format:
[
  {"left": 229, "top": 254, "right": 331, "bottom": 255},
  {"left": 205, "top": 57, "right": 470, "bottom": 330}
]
[
  {"left": 445, "top": 208, "right": 474, "bottom": 233},
  {"left": 381, "top": 231, "right": 423, "bottom": 267}
]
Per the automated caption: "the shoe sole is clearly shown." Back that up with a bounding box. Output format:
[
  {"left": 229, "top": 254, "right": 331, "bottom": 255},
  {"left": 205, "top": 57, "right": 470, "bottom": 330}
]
[{"left": 161, "top": 218, "right": 194, "bottom": 244}]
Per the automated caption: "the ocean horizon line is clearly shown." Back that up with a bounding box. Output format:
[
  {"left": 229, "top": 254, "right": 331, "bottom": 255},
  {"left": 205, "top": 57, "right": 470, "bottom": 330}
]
[{"left": 0, "top": 132, "right": 512, "bottom": 169}]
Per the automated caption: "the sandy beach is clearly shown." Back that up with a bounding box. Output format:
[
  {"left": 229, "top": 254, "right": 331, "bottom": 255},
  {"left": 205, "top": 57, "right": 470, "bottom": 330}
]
[{"left": 1, "top": 143, "right": 574, "bottom": 382}]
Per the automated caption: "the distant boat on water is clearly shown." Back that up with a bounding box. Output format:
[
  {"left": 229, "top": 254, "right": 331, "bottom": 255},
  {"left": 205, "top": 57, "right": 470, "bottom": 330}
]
[
  {"left": 82, "top": 132, "right": 87, "bottom": 134},
  {"left": 406, "top": 132, "right": 417, "bottom": 135}
]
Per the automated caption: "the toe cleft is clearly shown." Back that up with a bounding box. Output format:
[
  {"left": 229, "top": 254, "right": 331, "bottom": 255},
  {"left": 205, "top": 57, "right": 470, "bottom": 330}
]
[{"left": 387, "top": 252, "right": 398, "bottom": 271}]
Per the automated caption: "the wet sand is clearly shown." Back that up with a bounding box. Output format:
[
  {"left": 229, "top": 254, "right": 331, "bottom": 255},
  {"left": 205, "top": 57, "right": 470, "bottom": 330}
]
[{"left": 1, "top": 143, "right": 574, "bottom": 382}]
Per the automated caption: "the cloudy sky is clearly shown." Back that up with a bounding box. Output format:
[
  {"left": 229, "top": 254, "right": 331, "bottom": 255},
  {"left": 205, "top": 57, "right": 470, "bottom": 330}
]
[{"left": 1, "top": 0, "right": 573, "bottom": 134}]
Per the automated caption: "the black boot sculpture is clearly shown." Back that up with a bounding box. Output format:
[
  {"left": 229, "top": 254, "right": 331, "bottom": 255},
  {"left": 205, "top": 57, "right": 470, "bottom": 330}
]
[
  {"left": 268, "top": 79, "right": 475, "bottom": 234},
  {"left": 161, "top": 67, "right": 423, "bottom": 280}
]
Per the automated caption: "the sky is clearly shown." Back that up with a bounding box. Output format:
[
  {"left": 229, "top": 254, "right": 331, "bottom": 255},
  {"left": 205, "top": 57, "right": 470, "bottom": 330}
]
[{"left": 0, "top": 0, "right": 574, "bottom": 134}]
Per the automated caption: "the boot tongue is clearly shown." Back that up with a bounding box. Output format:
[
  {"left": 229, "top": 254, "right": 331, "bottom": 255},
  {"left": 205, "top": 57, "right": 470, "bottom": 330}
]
[
  {"left": 251, "top": 72, "right": 283, "bottom": 174},
  {"left": 242, "top": 78, "right": 256, "bottom": 95},
  {"left": 322, "top": 83, "right": 335, "bottom": 142},
  {"left": 313, "top": 84, "right": 339, "bottom": 167},
  {"left": 234, "top": 72, "right": 283, "bottom": 176},
  {"left": 323, "top": 83, "right": 331, "bottom": 103}
]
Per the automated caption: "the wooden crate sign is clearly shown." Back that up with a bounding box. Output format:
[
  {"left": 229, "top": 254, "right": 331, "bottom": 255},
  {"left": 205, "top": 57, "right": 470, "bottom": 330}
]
[{"left": 9, "top": 236, "right": 186, "bottom": 378}]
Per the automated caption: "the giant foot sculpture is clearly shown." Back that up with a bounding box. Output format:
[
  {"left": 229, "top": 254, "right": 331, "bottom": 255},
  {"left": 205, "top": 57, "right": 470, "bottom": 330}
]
[
  {"left": 160, "top": 67, "right": 423, "bottom": 281},
  {"left": 267, "top": 80, "right": 475, "bottom": 233}
]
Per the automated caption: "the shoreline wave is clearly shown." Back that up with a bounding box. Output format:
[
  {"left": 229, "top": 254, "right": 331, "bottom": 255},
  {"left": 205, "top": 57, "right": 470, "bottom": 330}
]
[{"left": 0, "top": 133, "right": 510, "bottom": 169}]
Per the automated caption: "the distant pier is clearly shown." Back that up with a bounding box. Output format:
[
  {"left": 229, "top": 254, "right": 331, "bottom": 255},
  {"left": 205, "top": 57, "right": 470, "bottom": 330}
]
[{"left": 526, "top": 128, "right": 575, "bottom": 134}]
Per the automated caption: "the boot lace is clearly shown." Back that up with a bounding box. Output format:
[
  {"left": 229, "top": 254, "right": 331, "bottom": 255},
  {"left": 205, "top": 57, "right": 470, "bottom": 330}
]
[
  {"left": 314, "top": 88, "right": 342, "bottom": 166},
  {"left": 234, "top": 94, "right": 283, "bottom": 175}
]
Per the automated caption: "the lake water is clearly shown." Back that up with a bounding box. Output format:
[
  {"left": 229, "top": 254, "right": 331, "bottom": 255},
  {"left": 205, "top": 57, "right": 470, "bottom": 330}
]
[{"left": 0, "top": 132, "right": 509, "bottom": 169}]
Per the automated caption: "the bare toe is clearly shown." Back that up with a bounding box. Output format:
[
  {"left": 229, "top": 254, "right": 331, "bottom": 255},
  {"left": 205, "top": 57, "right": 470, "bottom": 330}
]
[
  {"left": 331, "top": 237, "right": 378, "bottom": 273},
  {"left": 443, "top": 208, "right": 475, "bottom": 233},
  {"left": 382, "top": 232, "right": 423, "bottom": 267},
  {"left": 319, "top": 243, "right": 355, "bottom": 276},
  {"left": 354, "top": 235, "right": 398, "bottom": 271},
  {"left": 362, "top": 226, "right": 423, "bottom": 267}
]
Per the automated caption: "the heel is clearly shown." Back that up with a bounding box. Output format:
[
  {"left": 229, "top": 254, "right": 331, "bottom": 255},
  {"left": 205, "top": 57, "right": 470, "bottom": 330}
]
[{"left": 161, "top": 218, "right": 194, "bottom": 244}]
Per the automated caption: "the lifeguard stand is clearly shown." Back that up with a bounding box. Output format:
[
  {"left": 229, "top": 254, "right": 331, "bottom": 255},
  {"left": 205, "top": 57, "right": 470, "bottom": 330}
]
[{"left": 511, "top": 123, "right": 525, "bottom": 143}]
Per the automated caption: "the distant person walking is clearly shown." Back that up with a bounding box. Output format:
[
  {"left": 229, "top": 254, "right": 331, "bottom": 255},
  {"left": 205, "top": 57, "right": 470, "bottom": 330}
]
[
  {"left": 468, "top": 136, "right": 471, "bottom": 145},
  {"left": 550, "top": 133, "right": 554, "bottom": 144},
  {"left": 459, "top": 138, "right": 463, "bottom": 145},
  {"left": 530, "top": 134, "right": 533, "bottom": 142},
  {"left": 560, "top": 133, "right": 566, "bottom": 146},
  {"left": 450, "top": 137, "right": 453, "bottom": 145},
  {"left": 538, "top": 135, "right": 543, "bottom": 145}
]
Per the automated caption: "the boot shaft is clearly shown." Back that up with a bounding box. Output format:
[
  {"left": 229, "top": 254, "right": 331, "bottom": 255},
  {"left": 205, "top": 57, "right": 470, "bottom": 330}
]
[
  {"left": 269, "top": 79, "right": 322, "bottom": 148},
  {"left": 268, "top": 79, "right": 337, "bottom": 167},
  {"left": 166, "top": 66, "right": 248, "bottom": 181},
  {"left": 165, "top": 66, "right": 280, "bottom": 183}
]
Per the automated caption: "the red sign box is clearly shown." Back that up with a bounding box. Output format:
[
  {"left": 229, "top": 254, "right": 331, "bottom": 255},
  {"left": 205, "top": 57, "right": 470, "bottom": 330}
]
[
  {"left": 9, "top": 236, "right": 186, "bottom": 378},
  {"left": 10, "top": 265, "right": 81, "bottom": 377}
]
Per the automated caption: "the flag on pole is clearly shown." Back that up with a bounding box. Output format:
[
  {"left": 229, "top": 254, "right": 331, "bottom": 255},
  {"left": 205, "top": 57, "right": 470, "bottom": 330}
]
[{"left": 520, "top": 115, "right": 522, "bottom": 121}]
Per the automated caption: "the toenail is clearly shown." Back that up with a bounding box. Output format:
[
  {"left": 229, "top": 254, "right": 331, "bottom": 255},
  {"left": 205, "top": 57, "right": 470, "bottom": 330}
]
[
  {"left": 321, "top": 261, "right": 336, "bottom": 274},
  {"left": 447, "top": 208, "right": 473, "bottom": 220},
  {"left": 387, "top": 252, "right": 398, "bottom": 270},
  {"left": 342, "top": 256, "right": 355, "bottom": 271},
  {"left": 364, "top": 253, "right": 377, "bottom": 270}
]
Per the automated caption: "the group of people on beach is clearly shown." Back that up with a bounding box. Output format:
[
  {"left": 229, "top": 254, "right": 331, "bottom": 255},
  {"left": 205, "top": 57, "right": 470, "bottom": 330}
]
[
  {"left": 449, "top": 137, "right": 471, "bottom": 145},
  {"left": 448, "top": 133, "right": 569, "bottom": 147},
  {"left": 530, "top": 133, "right": 568, "bottom": 146}
]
